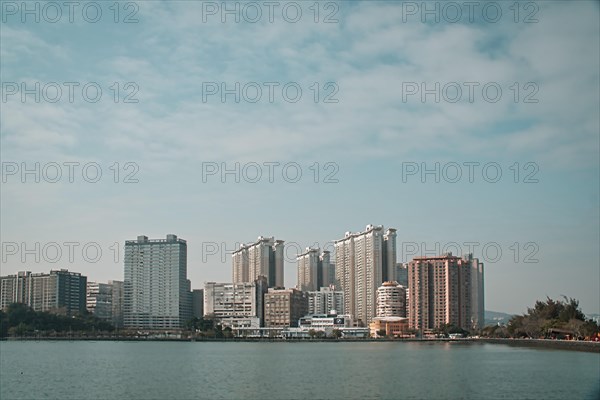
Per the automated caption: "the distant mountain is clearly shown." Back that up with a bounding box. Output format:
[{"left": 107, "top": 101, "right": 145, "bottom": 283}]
[{"left": 484, "top": 310, "right": 515, "bottom": 326}]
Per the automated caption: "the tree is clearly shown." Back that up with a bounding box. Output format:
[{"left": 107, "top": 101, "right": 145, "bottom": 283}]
[
  {"left": 0, "top": 310, "right": 8, "bottom": 338},
  {"left": 198, "top": 316, "right": 215, "bottom": 332},
  {"left": 214, "top": 324, "right": 224, "bottom": 339},
  {"left": 185, "top": 317, "right": 200, "bottom": 331},
  {"left": 2, "top": 303, "right": 114, "bottom": 336},
  {"left": 377, "top": 329, "right": 387, "bottom": 338},
  {"left": 223, "top": 326, "right": 234, "bottom": 339},
  {"left": 308, "top": 329, "right": 316, "bottom": 339},
  {"left": 581, "top": 319, "right": 600, "bottom": 338},
  {"left": 508, "top": 297, "right": 591, "bottom": 339},
  {"left": 331, "top": 329, "right": 342, "bottom": 339}
]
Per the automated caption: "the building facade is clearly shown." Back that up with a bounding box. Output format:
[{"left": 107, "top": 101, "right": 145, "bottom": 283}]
[
  {"left": 395, "top": 263, "right": 408, "bottom": 287},
  {"left": 124, "top": 234, "right": 192, "bottom": 329},
  {"left": 467, "top": 254, "right": 485, "bottom": 330},
  {"left": 86, "top": 282, "right": 113, "bottom": 320},
  {"left": 109, "top": 280, "right": 124, "bottom": 328},
  {"left": 334, "top": 225, "right": 397, "bottom": 326},
  {"left": 376, "top": 281, "right": 406, "bottom": 317},
  {"left": 0, "top": 271, "right": 31, "bottom": 310},
  {"left": 204, "top": 277, "right": 268, "bottom": 328},
  {"left": 232, "top": 236, "right": 284, "bottom": 288},
  {"left": 369, "top": 316, "right": 409, "bottom": 337},
  {"left": 297, "top": 248, "right": 331, "bottom": 292},
  {"left": 408, "top": 253, "right": 483, "bottom": 332},
  {"left": 307, "top": 286, "right": 344, "bottom": 315},
  {"left": 192, "top": 289, "right": 204, "bottom": 319},
  {"left": 264, "top": 288, "right": 308, "bottom": 328},
  {"left": 0, "top": 270, "right": 86, "bottom": 316}
]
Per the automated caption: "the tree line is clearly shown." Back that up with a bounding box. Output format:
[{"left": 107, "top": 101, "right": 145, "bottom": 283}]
[
  {"left": 0, "top": 303, "right": 115, "bottom": 337},
  {"left": 481, "top": 296, "right": 600, "bottom": 340}
]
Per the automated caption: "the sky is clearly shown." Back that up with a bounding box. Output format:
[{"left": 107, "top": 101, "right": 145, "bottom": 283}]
[{"left": 1, "top": 1, "right": 598, "bottom": 315}]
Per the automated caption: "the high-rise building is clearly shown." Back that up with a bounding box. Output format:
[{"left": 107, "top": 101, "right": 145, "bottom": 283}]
[
  {"left": 408, "top": 253, "right": 483, "bottom": 332},
  {"left": 109, "top": 280, "right": 124, "bottom": 328},
  {"left": 232, "top": 236, "right": 284, "bottom": 288},
  {"left": 264, "top": 288, "right": 308, "bottom": 328},
  {"left": 307, "top": 286, "right": 344, "bottom": 315},
  {"left": 376, "top": 281, "right": 406, "bottom": 317},
  {"left": 124, "top": 234, "right": 192, "bottom": 329},
  {"left": 204, "top": 277, "right": 267, "bottom": 328},
  {"left": 86, "top": 282, "right": 113, "bottom": 320},
  {"left": 334, "top": 225, "right": 397, "bottom": 326},
  {"left": 466, "top": 254, "right": 485, "bottom": 330},
  {"left": 0, "top": 269, "right": 87, "bottom": 316},
  {"left": 192, "top": 289, "right": 204, "bottom": 319},
  {"left": 325, "top": 261, "right": 336, "bottom": 288},
  {"left": 296, "top": 248, "right": 331, "bottom": 292},
  {"left": 395, "top": 263, "right": 408, "bottom": 287}
]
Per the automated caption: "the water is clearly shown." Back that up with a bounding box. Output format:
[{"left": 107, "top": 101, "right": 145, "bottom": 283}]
[{"left": 1, "top": 341, "right": 598, "bottom": 400}]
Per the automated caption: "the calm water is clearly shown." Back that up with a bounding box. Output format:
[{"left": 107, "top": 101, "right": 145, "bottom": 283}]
[{"left": 1, "top": 341, "right": 599, "bottom": 400}]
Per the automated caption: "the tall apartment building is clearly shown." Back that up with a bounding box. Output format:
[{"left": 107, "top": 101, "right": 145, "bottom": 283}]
[
  {"left": 334, "top": 225, "right": 397, "bottom": 325},
  {"left": 232, "top": 236, "right": 284, "bottom": 288},
  {"left": 0, "top": 270, "right": 86, "bottom": 316},
  {"left": 407, "top": 253, "right": 484, "bottom": 332},
  {"left": 376, "top": 281, "right": 406, "bottom": 317},
  {"left": 124, "top": 234, "right": 192, "bottom": 329},
  {"left": 307, "top": 286, "right": 344, "bottom": 315},
  {"left": 297, "top": 248, "right": 331, "bottom": 292},
  {"left": 264, "top": 288, "right": 308, "bottom": 328},
  {"left": 204, "top": 277, "right": 267, "bottom": 328},
  {"left": 86, "top": 282, "right": 113, "bottom": 320}
]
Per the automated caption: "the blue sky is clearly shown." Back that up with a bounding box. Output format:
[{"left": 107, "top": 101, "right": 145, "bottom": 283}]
[{"left": 1, "top": 1, "right": 599, "bottom": 315}]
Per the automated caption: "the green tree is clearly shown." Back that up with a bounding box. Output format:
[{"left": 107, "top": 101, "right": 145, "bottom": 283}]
[
  {"left": 223, "top": 326, "right": 234, "bottom": 339},
  {"left": 508, "top": 297, "right": 590, "bottom": 339}
]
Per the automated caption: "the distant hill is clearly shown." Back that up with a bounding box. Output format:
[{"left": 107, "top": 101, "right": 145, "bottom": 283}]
[{"left": 485, "top": 310, "right": 514, "bottom": 326}]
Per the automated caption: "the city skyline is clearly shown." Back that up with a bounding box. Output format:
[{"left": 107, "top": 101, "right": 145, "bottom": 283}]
[
  {"left": 1, "top": 222, "right": 598, "bottom": 316},
  {"left": 2, "top": 1, "right": 599, "bottom": 318}
]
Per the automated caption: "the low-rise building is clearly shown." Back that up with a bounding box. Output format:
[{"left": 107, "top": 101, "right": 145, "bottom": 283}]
[
  {"left": 86, "top": 282, "right": 113, "bottom": 320},
  {"left": 369, "top": 316, "right": 410, "bottom": 337},
  {"left": 264, "top": 288, "right": 308, "bottom": 328},
  {"left": 204, "top": 277, "right": 268, "bottom": 328}
]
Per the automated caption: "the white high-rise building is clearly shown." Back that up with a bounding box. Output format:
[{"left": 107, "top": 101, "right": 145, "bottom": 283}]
[
  {"left": 124, "top": 234, "right": 192, "bottom": 329},
  {"left": 376, "top": 281, "right": 406, "bottom": 317},
  {"left": 334, "top": 225, "right": 397, "bottom": 326},
  {"left": 232, "top": 236, "right": 284, "bottom": 288}
]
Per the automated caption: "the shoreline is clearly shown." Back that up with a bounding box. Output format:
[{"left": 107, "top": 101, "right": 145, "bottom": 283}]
[{"left": 2, "top": 337, "right": 599, "bottom": 352}]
